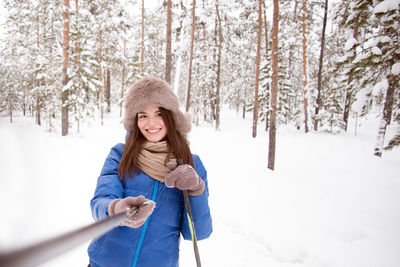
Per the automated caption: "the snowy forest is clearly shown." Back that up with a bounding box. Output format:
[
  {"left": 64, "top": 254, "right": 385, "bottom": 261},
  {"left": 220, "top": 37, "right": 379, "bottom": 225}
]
[
  {"left": 0, "top": 1, "right": 400, "bottom": 266},
  {"left": 0, "top": 0, "right": 399, "bottom": 160}
]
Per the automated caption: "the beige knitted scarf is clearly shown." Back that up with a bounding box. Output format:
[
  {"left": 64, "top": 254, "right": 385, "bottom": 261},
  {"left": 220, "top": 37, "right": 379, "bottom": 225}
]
[{"left": 137, "top": 141, "right": 176, "bottom": 183}]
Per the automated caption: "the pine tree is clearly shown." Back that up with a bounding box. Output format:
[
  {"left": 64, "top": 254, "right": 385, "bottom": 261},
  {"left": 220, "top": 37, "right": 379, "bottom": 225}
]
[
  {"left": 259, "top": 60, "right": 271, "bottom": 130},
  {"left": 371, "top": 1, "right": 400, "bottom": 156},
  {"left": 37, "top": 0, "right": 64, "bottom": 131},
  {"left": 61, "top": 0, "right": 70, "bottom": 136},
  {"left": 313, "top": 0, "right": 328, "bottom": 131},
  {"left": 336, "top": 0, "right": 373, "bottom": 131},
  {"left": 301, "top": 0, "right": 309, "bottom": 133},
  {"left": 276, "top": 0, "right": 303, "bottom": 129},
  {"left": 308, "top": 0, "right": 345, "bottom": 133},
  {"left": 228, "top": 0, "right": 258, "bottom": 119},
  {"left": 259, "top": 0, "right": 271, "bottom": 131},
  {"left": 214, "top": 0, "right": 223, "bottom": 130},
  {"left": 185, "top": 0, "right": 196, "bottom": 112},
  {"left": 323, "top": 29, "right": 347, "bottom": 132},
  {"left": 1, "top": 0, "right": 36, "bottom": 122},
  {"left": 165, "top": 0, "right": 172, "bottom": 84},
  {"left": 252, "top": 0, "right": 263, "bottom": 138},
  {"left": 68, "top": 0, "right": 102, "bottom": 131},
  {"left": 268, "top": 0, "right": 279, "bottom": 170},
  {"left": 141, "top": 0, "right": 145, "bottom": 75}
]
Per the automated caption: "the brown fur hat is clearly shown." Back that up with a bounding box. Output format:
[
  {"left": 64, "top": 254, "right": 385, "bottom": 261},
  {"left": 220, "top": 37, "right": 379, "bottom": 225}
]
[{"left": 123, "top": 76, "right": 191, "bottom": 136}]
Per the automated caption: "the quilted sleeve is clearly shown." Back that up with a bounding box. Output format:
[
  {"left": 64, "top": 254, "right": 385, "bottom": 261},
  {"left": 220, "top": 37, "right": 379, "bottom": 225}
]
[{"left": 90, "top": 144, "right": 125, "bottom": 220}]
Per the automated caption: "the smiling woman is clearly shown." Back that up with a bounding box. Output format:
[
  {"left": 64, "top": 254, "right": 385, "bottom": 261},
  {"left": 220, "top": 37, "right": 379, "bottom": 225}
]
[{"left": 87, "top": 76, "right": 212, "bottom": 267}]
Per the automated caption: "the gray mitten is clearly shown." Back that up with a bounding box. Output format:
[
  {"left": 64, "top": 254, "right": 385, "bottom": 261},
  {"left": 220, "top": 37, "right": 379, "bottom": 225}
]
[
  {"left": 108, "top": 195, "right": 155, "bottom": 228},
  {"left": 165, "top": 162, "right": 205, "bottom": 196}
]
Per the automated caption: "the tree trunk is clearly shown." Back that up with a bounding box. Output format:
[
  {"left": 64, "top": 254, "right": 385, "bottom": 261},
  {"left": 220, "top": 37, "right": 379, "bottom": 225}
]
[
  {"left": 103, "top": 69, "right": 107, "bottom": 112},
  {"left": 262, "top": 0, "right": 269, "bottom": 132},
  {"left": 61, "top": 0, "right": 70, "bottom": 136},
  {"left": 210, "top": 17, "right": 217, "bottom": 121},
  {"left": 36, "top": 4, "right": 39, "bottom": 48},
  {"left": 202, "top": 22, "right": 207, "bottom": 61},
  {"left": 120, "top": 40, "right": 126, "bottom": 117},
  {"left": 252, "top": 0, "right": 263, "bottom": 138},
  {"left": 302, "top": 0, "right": 309, "bottom": 133},
  {"left": 121, "top": 67, "right": 125, "bottom": 117},
  {"left": 99, "top": 30, "right": 104, "bottom": 126},
  {"left": 185, "top": 0, "right": 196, "bottom": 112},
  {"left": 268, "top": 0, "right": 279, "bottom": 170},
  {"left": 165, "top": 0, "right": 172, "bottom": 84},
  {"left": 106, "top": 68, "right": 111, "bottom": 113},
  {"left": 35, "top": 76, "right": 41, "bottom": 126},
  {"left": 36, "top": 90, "right": 41, "bottom": 126},
  {"left": 22, "top": 89, "right": 26, "bottom": 116},
  {"left": 173, "top": 5, "right": 185, "bottom": 95},
  {"left": 140, "top": 0, "right": 145, "bottom": 75},
  {"left": 173, "top": 55, "right": 182, "bottom": 94},
  {"left": 314, "top": 0, "right": 328, "bottom": 131},
  {"left": 36, "top": 4, "right": 41, "bottom": 126},
  {"left": 201, "top": 21, "right": 208, "bottom": 122},
  {"left": 74, "top": 0, "right": 79, "bottom": 68},
  {"left": 374, "top": 74, "right": 396, "bottom": 157},
  {"left": 215, "top": 0, "right": 222, "bottom": 130},
  {"left": 9, "top": 93, "right": 12, "bottom": 123}
]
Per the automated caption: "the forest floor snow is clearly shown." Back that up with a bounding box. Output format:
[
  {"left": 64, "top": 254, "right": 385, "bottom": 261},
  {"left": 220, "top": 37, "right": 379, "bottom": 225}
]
[{"left": 0, "top": 109, "right": 399, "bottom": 267}]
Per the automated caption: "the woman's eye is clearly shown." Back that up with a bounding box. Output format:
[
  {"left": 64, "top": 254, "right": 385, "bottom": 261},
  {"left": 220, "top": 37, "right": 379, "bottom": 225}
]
[{"left": 138, "top": 114, "right": 146, "bottom": 119}]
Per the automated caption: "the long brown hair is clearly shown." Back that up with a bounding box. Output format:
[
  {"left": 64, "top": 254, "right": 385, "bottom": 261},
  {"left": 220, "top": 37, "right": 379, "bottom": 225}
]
[{"left": 118, "top": 107, "right": 193, "bottom": 181}]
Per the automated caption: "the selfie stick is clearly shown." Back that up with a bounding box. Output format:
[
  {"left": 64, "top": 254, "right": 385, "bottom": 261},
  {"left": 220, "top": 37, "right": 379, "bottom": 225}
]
[{"left": 0, "top": 208, "right": 137, "bottom": 267}]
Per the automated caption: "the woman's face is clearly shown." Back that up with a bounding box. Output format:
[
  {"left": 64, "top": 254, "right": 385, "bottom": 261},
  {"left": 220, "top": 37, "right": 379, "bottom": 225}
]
[{"left": 137, "top": 104, "right": 168, "bottom": 143}]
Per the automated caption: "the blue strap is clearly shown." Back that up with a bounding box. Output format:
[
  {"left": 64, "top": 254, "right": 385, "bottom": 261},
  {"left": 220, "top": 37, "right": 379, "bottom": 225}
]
[{"left": 131, "top": 180, "right": 159, "bottom": 267}]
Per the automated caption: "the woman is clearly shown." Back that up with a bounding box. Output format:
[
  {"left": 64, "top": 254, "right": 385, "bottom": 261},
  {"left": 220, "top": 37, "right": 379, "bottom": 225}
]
[{"left": 87, "top": 76, "right": 212, "bottom": 267}]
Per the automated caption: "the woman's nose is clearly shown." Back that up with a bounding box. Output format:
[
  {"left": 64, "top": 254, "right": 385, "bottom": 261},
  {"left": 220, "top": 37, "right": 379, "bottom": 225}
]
[{"left": 147, "top": 116, "right": 157, "bottom": 124}]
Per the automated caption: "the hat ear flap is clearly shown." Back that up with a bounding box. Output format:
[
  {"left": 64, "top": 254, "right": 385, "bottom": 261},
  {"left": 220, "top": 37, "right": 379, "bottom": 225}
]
[
  {"left": 123, "top": 116, "right": 135, "bottom": 133},
  {"left": 173, "top": 111, "right": 191, "bottom": 137}
]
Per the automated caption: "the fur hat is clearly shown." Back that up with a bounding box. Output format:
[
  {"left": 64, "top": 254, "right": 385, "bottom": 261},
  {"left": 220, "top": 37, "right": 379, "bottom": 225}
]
[{"left": 123, "top": 76, "right": 191, "bottom": 136}]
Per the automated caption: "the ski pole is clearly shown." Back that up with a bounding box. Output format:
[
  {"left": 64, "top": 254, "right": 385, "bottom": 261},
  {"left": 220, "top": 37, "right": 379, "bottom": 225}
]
[
  {"left": 177, "top": 159, "right": 201, "bottom": 267},
  {"left": 0, "top": 207, "right": 138, "bottom": 267}
]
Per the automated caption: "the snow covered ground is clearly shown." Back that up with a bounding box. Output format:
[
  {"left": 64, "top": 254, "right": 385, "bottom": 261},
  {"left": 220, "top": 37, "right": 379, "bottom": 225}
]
[{"left": 1, "top": 108, "right": 399, "bottom": 267}]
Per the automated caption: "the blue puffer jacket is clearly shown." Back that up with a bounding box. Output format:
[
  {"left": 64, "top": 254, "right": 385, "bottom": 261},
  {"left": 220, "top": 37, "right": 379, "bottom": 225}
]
[{"left": 88, "top": 143, "right": 212, "bottom": 267}]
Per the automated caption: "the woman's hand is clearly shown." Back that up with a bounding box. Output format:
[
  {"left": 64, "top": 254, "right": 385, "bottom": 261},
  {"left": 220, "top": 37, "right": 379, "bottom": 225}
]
[
  {"left": 165, "top": 163, "right": 205, "bottom": 196},
  {"left": 108, "top": 195, "right": 155, "bottom": 228}
]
